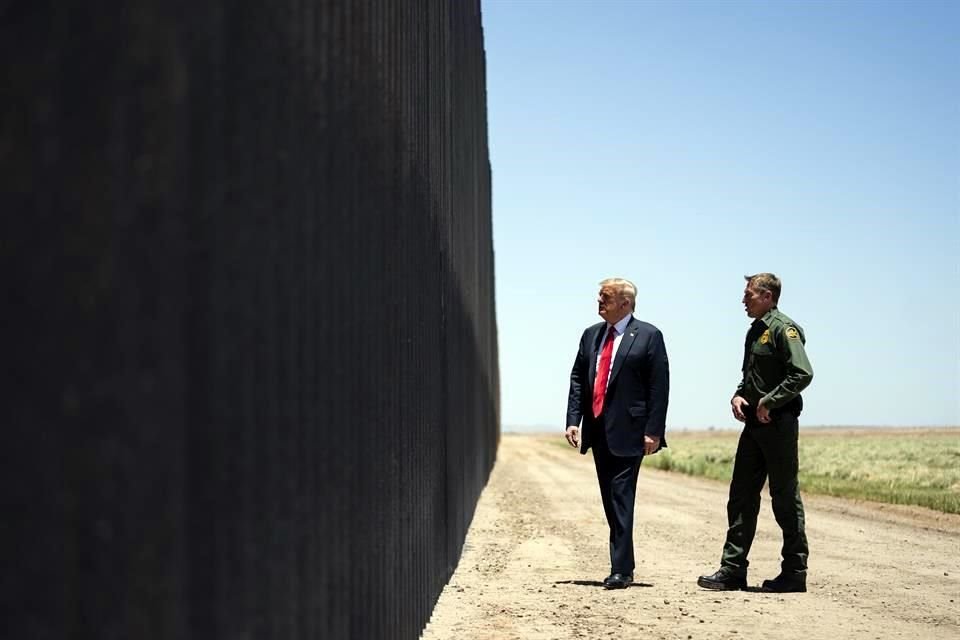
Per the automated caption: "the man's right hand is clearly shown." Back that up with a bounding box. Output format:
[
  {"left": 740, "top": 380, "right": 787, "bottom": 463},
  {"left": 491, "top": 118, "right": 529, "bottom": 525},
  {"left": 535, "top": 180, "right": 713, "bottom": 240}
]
[
  {"left": 731, "top": 396, "right": 749, "bottom": 422},
  {"left": 565, "top": 426, "right": 580, "bottom": 448}
]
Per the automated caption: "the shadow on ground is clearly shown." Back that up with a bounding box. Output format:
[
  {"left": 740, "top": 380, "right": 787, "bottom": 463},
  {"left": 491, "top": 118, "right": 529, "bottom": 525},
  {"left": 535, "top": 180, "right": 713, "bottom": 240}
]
[{"left": 554, "top": 580, "right": 654, "bottom": 588}]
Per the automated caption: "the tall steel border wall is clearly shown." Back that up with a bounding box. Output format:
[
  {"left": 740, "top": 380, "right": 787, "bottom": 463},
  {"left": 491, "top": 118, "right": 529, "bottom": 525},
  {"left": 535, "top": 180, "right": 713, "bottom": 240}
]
[{"left": 1, "top": 2, "right": 499, "bottom": 638}]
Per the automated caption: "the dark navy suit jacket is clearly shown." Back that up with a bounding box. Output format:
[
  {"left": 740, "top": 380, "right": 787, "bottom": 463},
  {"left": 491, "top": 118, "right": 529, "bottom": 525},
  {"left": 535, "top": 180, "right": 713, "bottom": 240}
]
[{"left": 566, "top": 316, "right": 670, "bottom": 457}]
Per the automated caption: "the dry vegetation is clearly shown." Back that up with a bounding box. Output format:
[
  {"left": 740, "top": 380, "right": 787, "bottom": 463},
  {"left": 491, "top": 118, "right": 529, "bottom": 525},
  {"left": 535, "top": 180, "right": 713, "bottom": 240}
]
[{"left": 642, "top": 427, "right": 960, "bottom": 513}]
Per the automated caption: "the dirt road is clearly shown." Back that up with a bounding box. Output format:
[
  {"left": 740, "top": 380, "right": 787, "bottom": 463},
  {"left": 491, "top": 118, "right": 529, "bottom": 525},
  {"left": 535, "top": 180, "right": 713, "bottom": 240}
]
[{"left": 421, "top": 434, "right": 960, "bottom": 640}]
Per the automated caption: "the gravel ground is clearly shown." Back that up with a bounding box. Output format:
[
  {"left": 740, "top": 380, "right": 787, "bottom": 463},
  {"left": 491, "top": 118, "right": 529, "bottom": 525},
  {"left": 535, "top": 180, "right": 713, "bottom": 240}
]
[{"left": 421, "top": 433, "right": 960, "bottom": 640}]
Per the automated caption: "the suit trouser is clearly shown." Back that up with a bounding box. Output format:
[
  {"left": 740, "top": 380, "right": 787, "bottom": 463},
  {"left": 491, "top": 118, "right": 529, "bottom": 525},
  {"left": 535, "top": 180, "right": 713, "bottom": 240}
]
[
  {"left": 591, "top": 420, "right": 643, "bottom": 574},
  {"left": 720, "top": 412, "right": 809, "bottom": 576}
]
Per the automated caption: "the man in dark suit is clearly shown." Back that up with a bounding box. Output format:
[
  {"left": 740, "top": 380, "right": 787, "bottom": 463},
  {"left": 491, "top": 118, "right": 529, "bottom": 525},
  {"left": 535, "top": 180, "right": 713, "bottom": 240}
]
[{"left": 565, "top": 277, "right": 670, "bottom": 589}]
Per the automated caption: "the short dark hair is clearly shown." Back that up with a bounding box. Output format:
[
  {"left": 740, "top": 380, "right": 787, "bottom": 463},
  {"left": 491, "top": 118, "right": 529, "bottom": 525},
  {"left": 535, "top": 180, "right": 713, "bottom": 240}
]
[{"left": 744, "top": 273, "right": 781, "bottom": 303}]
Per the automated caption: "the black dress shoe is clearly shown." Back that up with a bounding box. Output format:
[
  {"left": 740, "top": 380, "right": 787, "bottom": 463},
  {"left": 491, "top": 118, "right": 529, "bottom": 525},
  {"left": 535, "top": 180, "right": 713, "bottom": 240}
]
[
  {"left": 761, "top": 573, "right": 806, "bottom": 593},
  {"left": 603, "top": 573, "right": 633, "bottom": 589},
  {"left": 697, "top": 568, "right": 747, "bottom": 591}
]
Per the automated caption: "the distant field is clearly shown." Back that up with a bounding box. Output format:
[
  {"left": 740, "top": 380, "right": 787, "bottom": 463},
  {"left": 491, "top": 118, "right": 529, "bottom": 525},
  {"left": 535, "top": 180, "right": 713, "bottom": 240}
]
[{"left": 639, "top": 427, "right": 960, "bottom": 514}]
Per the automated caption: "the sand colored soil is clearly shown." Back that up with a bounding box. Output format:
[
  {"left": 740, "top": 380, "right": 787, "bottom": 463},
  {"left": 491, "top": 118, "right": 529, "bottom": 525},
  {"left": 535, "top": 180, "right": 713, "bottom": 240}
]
[{"left": 421, "top": 434, "right": 960, "bottom": 640}]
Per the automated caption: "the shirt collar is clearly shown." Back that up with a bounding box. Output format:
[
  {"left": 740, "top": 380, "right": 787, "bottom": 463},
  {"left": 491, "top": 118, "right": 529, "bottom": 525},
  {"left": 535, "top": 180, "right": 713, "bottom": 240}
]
[{"left": 608, "top": 314, "right": 633, "bottom": 335}]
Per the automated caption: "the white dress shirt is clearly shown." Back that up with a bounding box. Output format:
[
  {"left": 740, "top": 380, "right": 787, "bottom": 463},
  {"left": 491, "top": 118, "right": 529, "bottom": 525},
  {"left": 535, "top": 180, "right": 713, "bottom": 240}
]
[{"left": 595, "top": 314, "right": 633, "bottom": 389}]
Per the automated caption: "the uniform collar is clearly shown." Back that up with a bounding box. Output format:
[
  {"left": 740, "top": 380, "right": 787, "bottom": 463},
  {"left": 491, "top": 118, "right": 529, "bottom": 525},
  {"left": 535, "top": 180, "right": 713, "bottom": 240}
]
[{"left": 757, "top": 307, "right": 779, "bottom": 326}]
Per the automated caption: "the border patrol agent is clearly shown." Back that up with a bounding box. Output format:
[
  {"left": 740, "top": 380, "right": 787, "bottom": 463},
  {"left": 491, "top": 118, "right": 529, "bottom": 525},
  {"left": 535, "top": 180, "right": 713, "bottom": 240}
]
[{"left": 698, "top": 273, "right": 813, "bottom": 593}]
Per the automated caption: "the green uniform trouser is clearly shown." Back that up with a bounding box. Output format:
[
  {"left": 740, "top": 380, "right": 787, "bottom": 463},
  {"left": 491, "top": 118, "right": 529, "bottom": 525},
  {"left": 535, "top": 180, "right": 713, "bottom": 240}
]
[{"left": 721, "top": 412, "right": 809, "bottom": 576}]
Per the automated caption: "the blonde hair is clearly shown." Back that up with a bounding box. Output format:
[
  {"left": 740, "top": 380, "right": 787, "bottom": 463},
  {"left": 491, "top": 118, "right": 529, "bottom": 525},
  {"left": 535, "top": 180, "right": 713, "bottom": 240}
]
[
  {"left": 744, "top": 273, "right": 782, "bottom": 303},
  {"left": 599, "top": 277, "right": 637, "bottom": 310}
]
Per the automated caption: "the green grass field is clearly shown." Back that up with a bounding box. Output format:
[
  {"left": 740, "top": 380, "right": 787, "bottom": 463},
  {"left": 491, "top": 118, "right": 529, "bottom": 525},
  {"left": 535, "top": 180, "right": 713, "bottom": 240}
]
[{"left": 640, "top": 428, "right": 960, "bottom": 514}]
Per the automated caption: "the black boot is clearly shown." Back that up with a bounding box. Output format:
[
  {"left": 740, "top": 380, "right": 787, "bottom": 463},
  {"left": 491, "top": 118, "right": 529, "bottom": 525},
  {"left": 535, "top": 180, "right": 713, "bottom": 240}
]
[
  {"left": 697, "top": 568, "right": 747, "bottom": 591},
  {"left": 761, "top": 573, "right": 806, "bottom": 593}
]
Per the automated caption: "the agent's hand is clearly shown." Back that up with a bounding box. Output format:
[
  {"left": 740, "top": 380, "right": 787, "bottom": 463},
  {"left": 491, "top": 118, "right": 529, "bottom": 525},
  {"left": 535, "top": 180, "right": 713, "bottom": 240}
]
[
  {"left": 731, "top": 396, "right": 749, "bottom": 422},
  {"left": 756, "top": 399, "right": 772, "bottom": 424},
  {"left": 643, "top": 434, "right": 661, "bottom": 455},
  {"left": 565, "top": 426, "right": 580, "bottom": 448}
]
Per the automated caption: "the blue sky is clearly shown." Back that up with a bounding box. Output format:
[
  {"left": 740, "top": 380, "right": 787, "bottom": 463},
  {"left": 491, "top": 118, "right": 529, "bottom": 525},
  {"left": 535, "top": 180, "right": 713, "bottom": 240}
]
[{"left": 481, "top": 0, "right": 959, "bottom": 430}]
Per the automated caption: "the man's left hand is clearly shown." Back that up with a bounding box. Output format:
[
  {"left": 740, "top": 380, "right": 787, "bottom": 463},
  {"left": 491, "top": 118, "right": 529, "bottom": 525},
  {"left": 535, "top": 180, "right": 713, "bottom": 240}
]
[
  {"left": 643, "top": 434, "right": 661, "bottom": 455},
  {"left": 756, "top": 400, "right": 772, "bottom": 423}
]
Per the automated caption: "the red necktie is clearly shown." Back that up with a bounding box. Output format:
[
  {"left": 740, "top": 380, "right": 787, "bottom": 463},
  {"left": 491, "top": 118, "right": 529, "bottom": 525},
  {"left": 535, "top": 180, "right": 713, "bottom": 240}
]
[{"left": 592, "top": 325, "right": 617, "bottom": 418}]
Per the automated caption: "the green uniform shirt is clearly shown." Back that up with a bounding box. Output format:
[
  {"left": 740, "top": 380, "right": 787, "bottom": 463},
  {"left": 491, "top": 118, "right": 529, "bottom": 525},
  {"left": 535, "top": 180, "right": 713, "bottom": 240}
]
[{"left": 736, "top": 307, "right": 814, "bottom": 410}]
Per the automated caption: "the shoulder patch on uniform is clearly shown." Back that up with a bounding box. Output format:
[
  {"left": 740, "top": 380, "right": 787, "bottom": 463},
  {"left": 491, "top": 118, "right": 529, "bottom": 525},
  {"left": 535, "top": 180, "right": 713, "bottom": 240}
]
[
  {"left": 759, "top": 329, "right": 771, "bottom": 344},
  {"left": 785, "top": 326, "right": 800, "bottom": 340}
]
